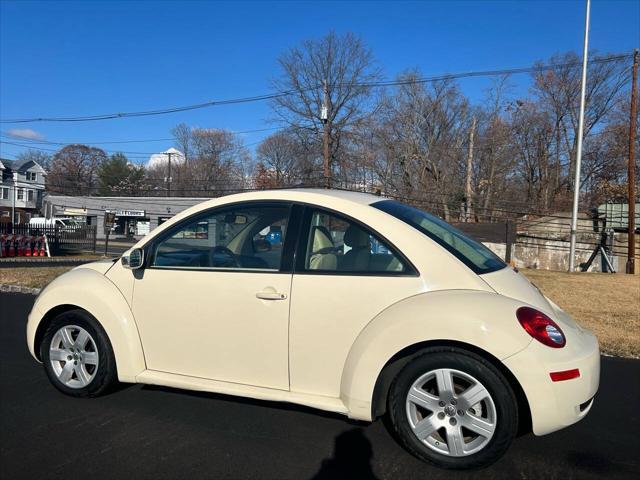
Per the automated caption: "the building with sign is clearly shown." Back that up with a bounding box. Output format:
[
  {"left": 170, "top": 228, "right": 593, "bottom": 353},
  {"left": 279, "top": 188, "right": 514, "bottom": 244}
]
[{"left": 43, "top": 195, "right": 210, "bottom": 239}]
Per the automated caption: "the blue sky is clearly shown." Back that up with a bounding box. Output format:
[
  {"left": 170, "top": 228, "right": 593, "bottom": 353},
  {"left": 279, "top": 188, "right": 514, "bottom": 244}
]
[{"left": 1, "top": 0, "right": 638, "bottom": 165}]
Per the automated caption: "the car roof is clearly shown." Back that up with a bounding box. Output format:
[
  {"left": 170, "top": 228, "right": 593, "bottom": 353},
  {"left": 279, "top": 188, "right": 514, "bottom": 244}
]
[
  {"left": 137, "top": 188, "right": 394, "bottom": 248},
  {"left": 203, "top": 188, "right": 386, "bottom": 207}
]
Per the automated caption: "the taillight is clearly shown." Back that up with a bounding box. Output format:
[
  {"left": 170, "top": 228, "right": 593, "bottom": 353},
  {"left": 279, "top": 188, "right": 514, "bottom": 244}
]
[{"left": 516, "top": 307, "right": 566, "bottom": 348}]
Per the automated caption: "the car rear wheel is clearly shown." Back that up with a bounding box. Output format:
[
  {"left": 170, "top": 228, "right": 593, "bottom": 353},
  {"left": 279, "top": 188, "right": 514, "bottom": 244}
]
[
  {"left": 388, "top": 348, "right": 518, "bottom": 469},
  {"left": 41, "top": 310, "right": 118, "bottom": 397}
]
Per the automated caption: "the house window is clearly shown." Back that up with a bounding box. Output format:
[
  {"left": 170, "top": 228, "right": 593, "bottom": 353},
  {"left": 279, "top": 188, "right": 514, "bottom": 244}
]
[
  {"left": 17, "top": 188, "right": 24, "bottom": 200},
  {"left": 27, "top": 190, "right": 34, "bottom": 202},
  {"left": 0, "top": 187, "right": 8, "bottom": 200},
  {"left": 26, "top": 172, "right": 37, "bottom": 181}
]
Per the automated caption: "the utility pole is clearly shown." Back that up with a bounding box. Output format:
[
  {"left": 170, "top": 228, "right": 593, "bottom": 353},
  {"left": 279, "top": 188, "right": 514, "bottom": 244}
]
[
  {"left": 568, "top": 0, "right": 590, "bottom": 272},
  {"left": 322, "top": 79, "right": 331, "bottom": 189},
  {"left": 465, "top": 116, "right": 476, "bottom": 222},
  {"left": 11, "top": 172, "right": 17, "bottom": 226},
  {"left": 165, "top": 152, "right": 173, "bottom": 197},
  {"left": 626, "top": 49, "right": 638, "bottom": 274}
]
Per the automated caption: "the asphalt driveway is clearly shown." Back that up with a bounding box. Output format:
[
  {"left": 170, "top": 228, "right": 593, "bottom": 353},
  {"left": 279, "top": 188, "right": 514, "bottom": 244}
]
[{"left": 1, "top": 292, "right": 638, "bottom": 479}]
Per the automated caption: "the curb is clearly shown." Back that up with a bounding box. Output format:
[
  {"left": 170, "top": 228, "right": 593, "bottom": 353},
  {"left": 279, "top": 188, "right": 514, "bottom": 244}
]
[
  {"left": 0, "top": 284, "right": 41, "bottom": 295},
  {"left": 0, "top": 257, "right": 94, "bottom": 263}
]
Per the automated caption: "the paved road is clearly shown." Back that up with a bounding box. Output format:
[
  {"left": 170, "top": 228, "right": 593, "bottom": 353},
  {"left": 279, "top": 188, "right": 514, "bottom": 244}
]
[{"left": 1, "top": 293, "right": 638, "bottom": 480}]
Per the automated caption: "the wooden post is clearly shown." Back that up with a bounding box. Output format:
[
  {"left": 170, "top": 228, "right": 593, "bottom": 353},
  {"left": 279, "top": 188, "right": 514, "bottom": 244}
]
[
  {"left": 505, "top": 220, "right": 513, "bottom": 264},
  {"left": 626, "top": 49, "right": 638, "bottom": 274},
  {"left": 322, "top": 80, "right": 331, "bottom": 189},
  {"left": 465, "top": 116, "right": 476, "bottom": 222}
]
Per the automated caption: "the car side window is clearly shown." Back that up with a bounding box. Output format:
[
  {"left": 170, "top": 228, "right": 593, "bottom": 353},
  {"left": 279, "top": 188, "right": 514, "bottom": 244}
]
[
  {"left": 152, "top": 204, "right": 290, "bottom": 270},
  {"left": 302, "top": 210, "right": 407, "bottom": 274}
]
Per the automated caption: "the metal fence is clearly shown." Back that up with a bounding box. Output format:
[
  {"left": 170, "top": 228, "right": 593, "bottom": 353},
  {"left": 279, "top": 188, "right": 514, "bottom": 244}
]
[
  {"left": 0, "top": 223, "right": 97, "bottom": 255},
  {"left": 451, "top": 221, "right": 516, "bottom": 262}
]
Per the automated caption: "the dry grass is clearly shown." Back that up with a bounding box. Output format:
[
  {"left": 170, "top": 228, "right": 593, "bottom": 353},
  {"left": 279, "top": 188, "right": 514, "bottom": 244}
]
[
  {"left": 1, "top": 264, "right": 638, "bottom": 357},
  {"left": 0, "top": 266, "right": 74, "bottom": 289},
  {"left": 522, "top": 269, "right": 640, "bottom": 358}
]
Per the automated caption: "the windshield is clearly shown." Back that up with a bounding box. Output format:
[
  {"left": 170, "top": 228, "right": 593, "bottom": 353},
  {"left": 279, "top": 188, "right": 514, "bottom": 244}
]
[{"left": 373, "top": 200, "right": 506, "bottom": 274}]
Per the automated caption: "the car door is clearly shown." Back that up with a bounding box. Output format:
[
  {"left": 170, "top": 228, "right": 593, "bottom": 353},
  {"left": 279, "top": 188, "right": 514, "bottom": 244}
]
[
  {"left": 288, "top": 206, "right": 426, "bottom": 397},
  {"left": 132, "top": 201, "right": 297, "bottom": 391}
]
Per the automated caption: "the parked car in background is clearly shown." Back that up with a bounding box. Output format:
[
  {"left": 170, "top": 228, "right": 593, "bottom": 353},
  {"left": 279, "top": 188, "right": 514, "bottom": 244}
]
[
  {"left": 25, "top": 189, "right": 599, "bottom": 469},
  {"left": 29, "top": 217, "right": 80, "bottom": 230}
]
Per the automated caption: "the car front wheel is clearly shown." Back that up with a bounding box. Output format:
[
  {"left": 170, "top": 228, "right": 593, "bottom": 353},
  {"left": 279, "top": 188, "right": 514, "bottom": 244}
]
[
  {"left": 388, "top": 348, "right": 518, "bottom": 469},
  {"left": 41, "top": 310, "right": 118, "bottom": 397}
]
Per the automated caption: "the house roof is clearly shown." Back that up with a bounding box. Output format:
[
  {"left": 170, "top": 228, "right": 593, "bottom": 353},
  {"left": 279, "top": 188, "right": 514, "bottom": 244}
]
[{"left": 0, "top": 158, "right": 47, "bottom": 174}]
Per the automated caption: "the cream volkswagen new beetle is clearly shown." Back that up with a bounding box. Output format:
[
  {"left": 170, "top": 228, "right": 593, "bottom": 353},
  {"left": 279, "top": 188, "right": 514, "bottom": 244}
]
[{"left": 26, "top": 189, "right": 599, "bottom": 469}]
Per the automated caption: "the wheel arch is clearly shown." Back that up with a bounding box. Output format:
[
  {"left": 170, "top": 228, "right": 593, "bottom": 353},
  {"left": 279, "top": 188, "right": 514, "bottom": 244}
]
[
  {"left": 370, "top": 340, "right": 532, "bottom": 435},
  {"left": 34, "top": 304, "right": 81, "bottom": 361},
  {"left": 27, "top": 268, "right": 146, "bottom": 382},
  {"left": 339, "top": 290, "right": 533, "bottom": 426}
]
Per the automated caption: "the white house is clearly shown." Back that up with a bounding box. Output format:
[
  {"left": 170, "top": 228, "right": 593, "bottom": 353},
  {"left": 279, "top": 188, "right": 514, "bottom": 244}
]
[{"left": 0, "top": 158, "right": 47, "bottom": 224}]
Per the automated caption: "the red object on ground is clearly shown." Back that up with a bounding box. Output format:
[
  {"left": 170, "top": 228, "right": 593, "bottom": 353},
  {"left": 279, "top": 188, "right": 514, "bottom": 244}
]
[
  {"left": 16, "top": 236, "right": 24, "bottom": 257},
  {"left": 25, "top": 236, "right": 32, "bottom": 256},
  {"left": 550, "top": 369, "right": 581, "bottom": 382},
  {"left": 39, "top": 237, "right": 46, "bottom": 257},
  {"left": 8, "top": 235, "right": 15, "bottom": 257},
  {"left": 0, "top": 234, "right": 6, "bottom": 257}
]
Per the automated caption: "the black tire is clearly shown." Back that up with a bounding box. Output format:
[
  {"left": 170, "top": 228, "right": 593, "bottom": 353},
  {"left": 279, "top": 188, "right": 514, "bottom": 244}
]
[
  {"left": 387, "top": 347, "right": 518, "bottom": 469},
  {"left": 41, "top": 309, "right": 118, "bottom": 397}
]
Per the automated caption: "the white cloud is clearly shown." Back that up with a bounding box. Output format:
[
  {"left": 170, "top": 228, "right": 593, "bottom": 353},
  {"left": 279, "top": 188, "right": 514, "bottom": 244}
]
[
  {"left": 6, "top": 128, "right": 44, "bottom": 141},
  {"left": 146, "top": 147, "right": 186, "bottom": 168}
]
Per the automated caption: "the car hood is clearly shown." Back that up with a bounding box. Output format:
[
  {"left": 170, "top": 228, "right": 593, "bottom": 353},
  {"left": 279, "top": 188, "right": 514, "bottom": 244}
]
[
  {"left": 480, "top": 266, "right": 582, "bottom": 333},
  {"left": 73, "top": 258, "right": 118, "bottom": 275}
]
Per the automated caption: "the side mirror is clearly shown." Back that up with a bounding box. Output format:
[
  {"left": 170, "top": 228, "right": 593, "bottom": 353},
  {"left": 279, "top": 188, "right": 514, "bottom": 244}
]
[{"left": 122, "top": 248, "right": 144, "bottom": 269}]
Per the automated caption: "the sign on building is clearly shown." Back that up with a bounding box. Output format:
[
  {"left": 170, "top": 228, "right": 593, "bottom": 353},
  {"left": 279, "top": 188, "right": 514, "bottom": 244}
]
[{"left": 106, "top": 209, "right": 146, "bottom": 217}]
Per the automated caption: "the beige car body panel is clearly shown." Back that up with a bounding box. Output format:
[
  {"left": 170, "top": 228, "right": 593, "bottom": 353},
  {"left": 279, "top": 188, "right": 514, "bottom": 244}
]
[
  {"left": 26, "top": 189, "right": 600, "bottom": 435},
  {"left": 27, "top": 266, "right": 146, "bottom": 382}
]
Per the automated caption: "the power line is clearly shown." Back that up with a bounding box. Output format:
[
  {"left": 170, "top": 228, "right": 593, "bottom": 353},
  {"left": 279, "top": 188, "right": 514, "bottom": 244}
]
[
  {"left": 0, "top": 125, "right": 288, "bottom": 146},
  {"left": 358, "top": 53, "right": 632, "bottom": 88},
  {"left": 0, "top": 53, "right": 632, "bottom": 124},
  {"left": 0, "top": 137, "right": 268, "bottom": 159}
]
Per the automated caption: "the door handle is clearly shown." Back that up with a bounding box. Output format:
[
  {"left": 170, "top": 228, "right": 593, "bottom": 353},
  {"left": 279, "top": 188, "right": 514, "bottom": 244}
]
[{"left": 256, "top": 291, "right": 287, "bottom": 301}]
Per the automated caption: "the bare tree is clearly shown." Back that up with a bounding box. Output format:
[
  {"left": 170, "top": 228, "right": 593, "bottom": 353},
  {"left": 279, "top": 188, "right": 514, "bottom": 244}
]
[
  {"left": 172, "top": 123, "right": 193, "bottom": 162},
  {"left": 48, "top": 144, "right": 107, "bottom": 195},
  {"left": 255, "top": 130, "right": 300, "bottom": 186},
  {"left": 373, "top": 73, "right": 471, "bottom": 220},
  {"left": 533, "top": 52, "right": 631, "bottom": 190},
  {"left": 271, "top": 31, "right": 381, "bottom": 185}
]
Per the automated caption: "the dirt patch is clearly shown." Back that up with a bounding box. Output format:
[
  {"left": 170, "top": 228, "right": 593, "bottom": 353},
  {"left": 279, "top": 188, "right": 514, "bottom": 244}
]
[
  {"left": 0, "top": 266, "right": 74, "bottom": 289},
  {"left": 522, "top": 269, "right": 640, "bottom": 358}
]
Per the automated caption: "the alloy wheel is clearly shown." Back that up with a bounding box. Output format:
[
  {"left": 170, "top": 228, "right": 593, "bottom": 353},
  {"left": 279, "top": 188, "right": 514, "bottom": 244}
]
[
  {"left": 49, "top": 325, "right": 99, "bottom": 389},
  {"left": 405, "top": 368, "right": 497, "bottom": 457}
]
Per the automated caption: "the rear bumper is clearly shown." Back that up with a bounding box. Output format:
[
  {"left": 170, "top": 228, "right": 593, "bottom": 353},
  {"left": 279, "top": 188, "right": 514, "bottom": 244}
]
[{"left": 503, "top": 327, "right": 600, "bottom": 436}]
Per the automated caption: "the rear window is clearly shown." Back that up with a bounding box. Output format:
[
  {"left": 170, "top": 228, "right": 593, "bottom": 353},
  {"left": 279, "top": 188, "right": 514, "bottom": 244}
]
[{"left": 373, "top": 200, "right": 506, "bottom": 275}]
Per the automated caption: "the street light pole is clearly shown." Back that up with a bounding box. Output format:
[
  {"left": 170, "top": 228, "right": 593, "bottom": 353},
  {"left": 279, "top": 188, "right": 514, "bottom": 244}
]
[{"left": 568, "top": 0, "right": 591, "bottom": 272}]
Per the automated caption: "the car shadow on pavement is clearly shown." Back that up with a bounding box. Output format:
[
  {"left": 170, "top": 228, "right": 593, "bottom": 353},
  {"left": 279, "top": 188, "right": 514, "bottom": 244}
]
[
  {"left": 140, "top": 384, "right": 367, "bottom": 423},
  {"left": 308, "top": 428, "right": 380, "bottom": 480}
]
